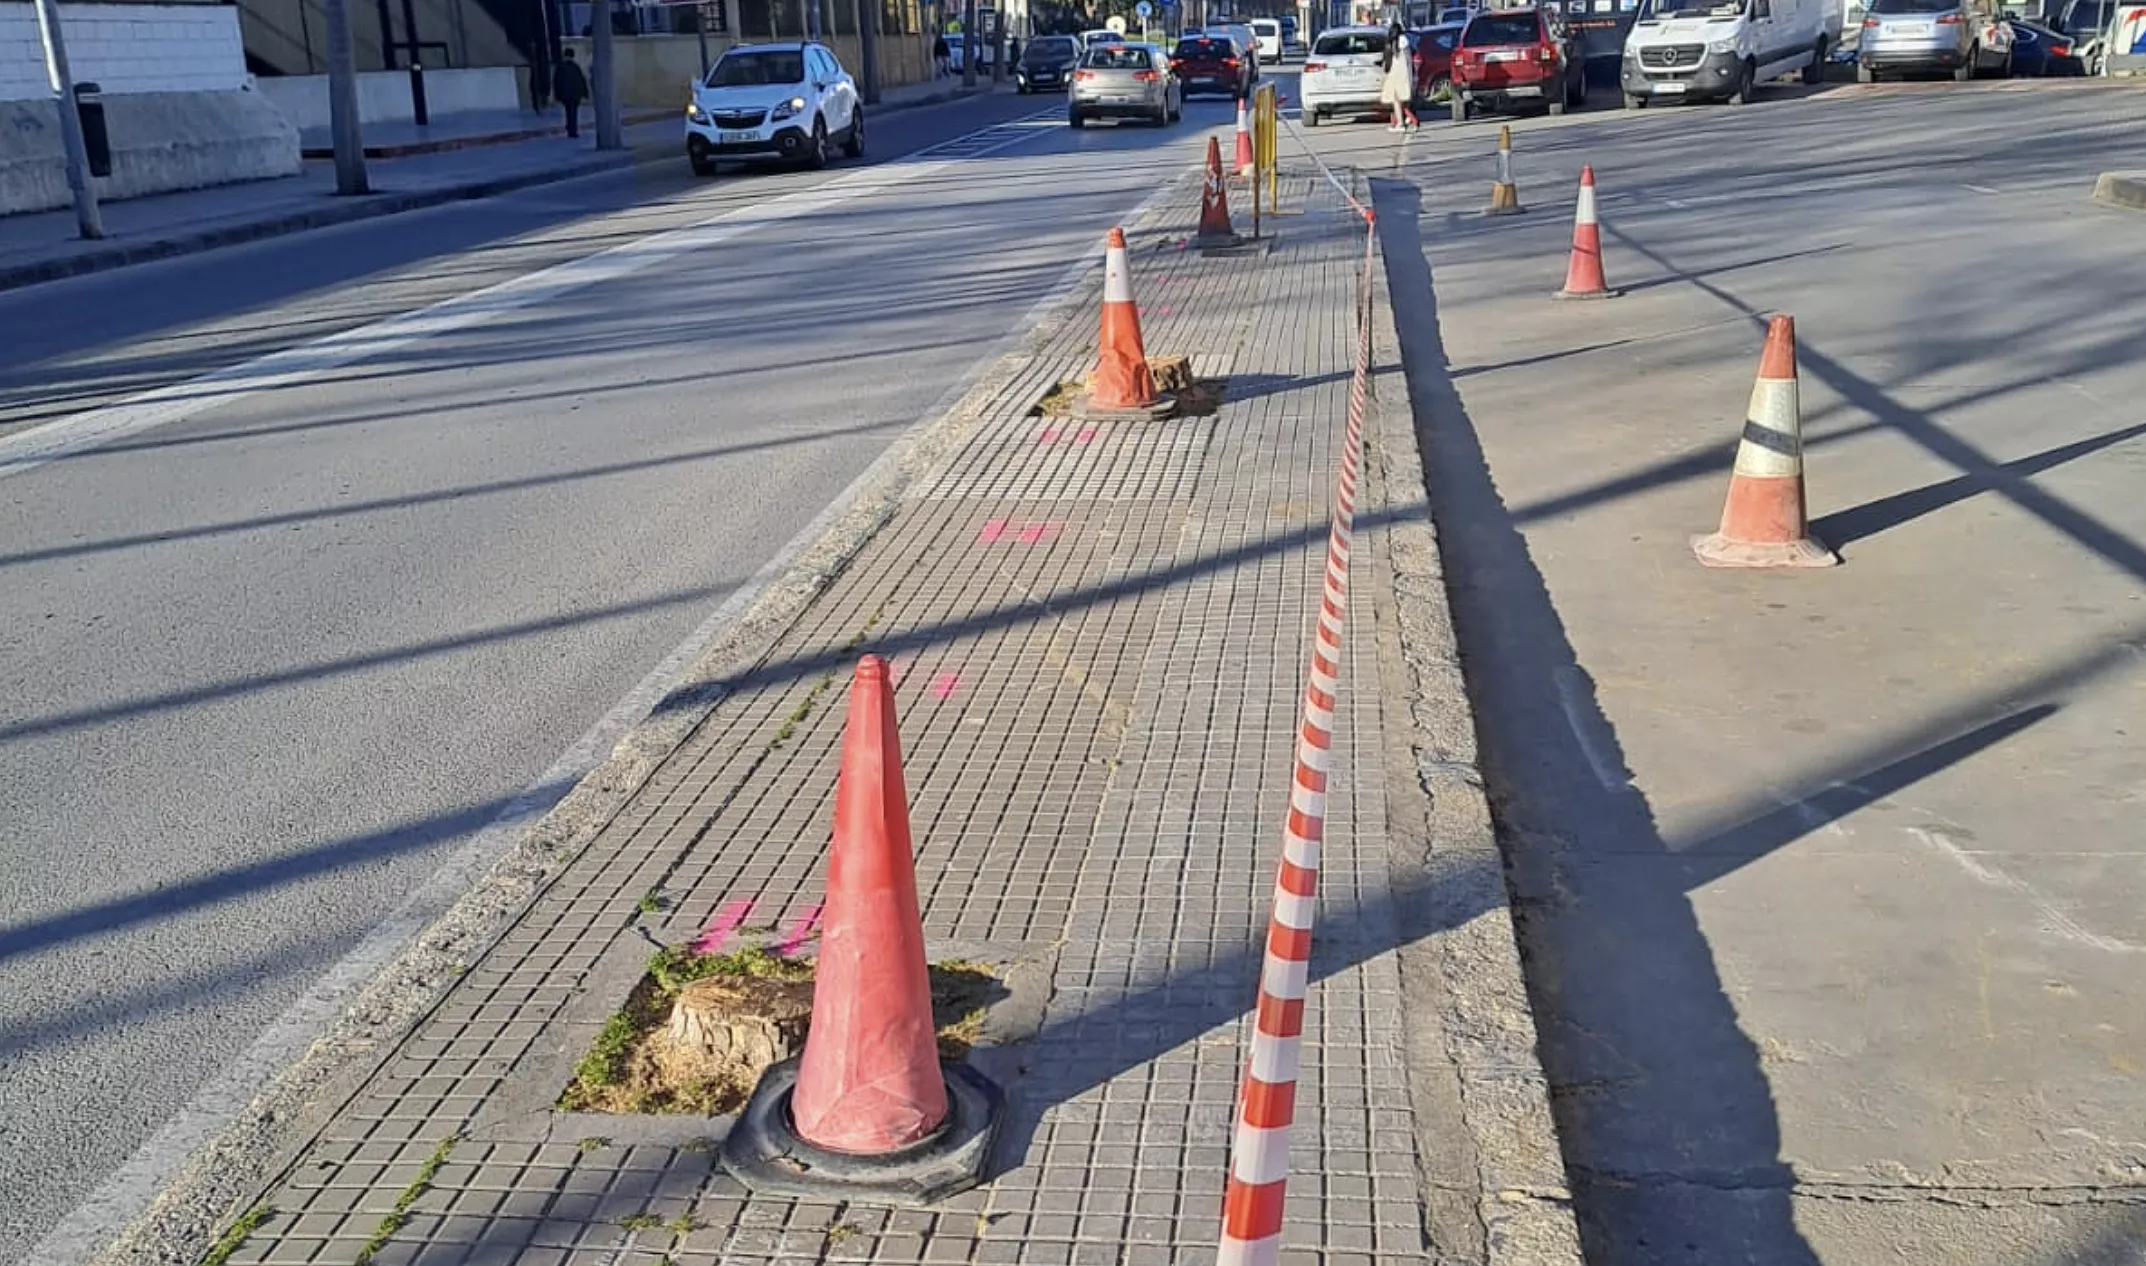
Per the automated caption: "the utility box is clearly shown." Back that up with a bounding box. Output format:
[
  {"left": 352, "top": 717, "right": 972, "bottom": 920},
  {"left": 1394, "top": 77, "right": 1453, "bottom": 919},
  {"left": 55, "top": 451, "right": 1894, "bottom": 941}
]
[{"left": 74, "top": 82, "right": 111, "bottom": 179}]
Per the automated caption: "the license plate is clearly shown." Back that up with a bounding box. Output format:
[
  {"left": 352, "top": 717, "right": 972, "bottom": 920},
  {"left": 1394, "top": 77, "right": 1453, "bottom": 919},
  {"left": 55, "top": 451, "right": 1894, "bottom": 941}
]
[
  {"left": 1484, "top": 49, "right": 1520, "bottom": 61},
  {"left": 1507, "top": 84, "right": 1542, "bottom": 96},
  {"left": 1894, "top": 22, "right": 1930, "bottom": 34},
  {"left": 718, "top": 130, "right": 757, "bottom": 143},
  {"left": 1652, "top": 79, "right": 1687, "bottom": 92}
]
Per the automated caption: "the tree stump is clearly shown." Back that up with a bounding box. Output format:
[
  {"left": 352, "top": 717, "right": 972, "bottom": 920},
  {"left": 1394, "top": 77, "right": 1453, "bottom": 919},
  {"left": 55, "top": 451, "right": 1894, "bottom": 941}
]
[{"left": 653, "top": 976, "right": 815, "bottom": 1093}]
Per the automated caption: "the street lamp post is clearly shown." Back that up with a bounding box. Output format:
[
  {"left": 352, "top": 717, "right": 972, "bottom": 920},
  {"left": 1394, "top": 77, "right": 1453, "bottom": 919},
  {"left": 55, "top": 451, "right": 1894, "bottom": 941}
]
[{"left": 30, "top": 0, "right": 102, "bottom": 240}]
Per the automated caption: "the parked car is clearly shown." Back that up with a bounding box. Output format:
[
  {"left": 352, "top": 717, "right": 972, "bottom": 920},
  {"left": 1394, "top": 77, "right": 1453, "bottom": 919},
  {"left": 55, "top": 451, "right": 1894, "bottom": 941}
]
[
  {"left": 1251, "top": 17, "right": 1286, "bottom": 60},
  {"left": 1171, "top": 34, "right": 1257, "bottom": 96},
  {"left": 1440, "top": 4, "right": 1476, "bottom": 21},
  {"left": 685, "top": 41, "right": 862, "bottom": 176},
  {"left": 1069, "top": 42, "right": 1183, "bottom": 126},
  {"left": 1300, "top": 25, "right": 1391, "bottom": 125},
  {"left": 1622, "top": 0, "right": 1840, "bottom": 106},
  {"left": 1411, "top": 22, "right": 1464, "bottom": 102},
  {"left": 2050, "top": 0, "right": 2117, "bottom": 68},
  {"left": 1080, "top": 28, "right": 1126, "bottom": 48},
  {"left": 1857, "top": 0, "right": 2011, "bottom": 79},
  {"left": 1451, "top": 7, "right": 1586, "bottom": 118},
  {"left": 1210, "top": 22, "right": 1266, "bottom": 68},
  {"left": 1016, "top": 35, "right": 1082, "bottom": 92},
  {"left": 2001, "top": 13, "right": 2084, "bottom": 69}
]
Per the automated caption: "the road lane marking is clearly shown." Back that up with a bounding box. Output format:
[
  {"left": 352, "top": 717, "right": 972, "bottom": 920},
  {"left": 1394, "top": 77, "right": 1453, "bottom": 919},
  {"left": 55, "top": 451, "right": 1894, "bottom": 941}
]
[{"left": 0, "top": 110, "right": 1061, "bottom": 482}]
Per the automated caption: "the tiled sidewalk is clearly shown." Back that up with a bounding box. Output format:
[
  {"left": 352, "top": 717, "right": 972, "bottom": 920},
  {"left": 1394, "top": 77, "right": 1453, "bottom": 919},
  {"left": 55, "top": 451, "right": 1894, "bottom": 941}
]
[{"left": 215, "top": 173, "right": 1483, "bottom": 1266}]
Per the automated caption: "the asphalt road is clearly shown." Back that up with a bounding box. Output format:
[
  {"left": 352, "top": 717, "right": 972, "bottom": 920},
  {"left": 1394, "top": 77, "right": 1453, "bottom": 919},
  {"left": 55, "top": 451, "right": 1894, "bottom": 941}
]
[
  {"left": 0, "top": 87, "right": 1242, "bottom": 1264},
  {"left": 1304, "top": 77, "right": 2146, "bottom": 1265}
]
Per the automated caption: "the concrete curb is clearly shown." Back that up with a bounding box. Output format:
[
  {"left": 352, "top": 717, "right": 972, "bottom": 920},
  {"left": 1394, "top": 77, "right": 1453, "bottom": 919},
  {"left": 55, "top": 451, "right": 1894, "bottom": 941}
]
[
  {"left": 297, "top": 109, "right": 676, "bottom": 159},
  {"left": 1358, "top": 174, "right": 1585, "bottom": 1264},
  {"left": 90, "top": 165, "right": 1191, "bottom": 1266},
  {"left": 2090, "top": 170, "right": 2146, "bottom": 210},
  {"left": 0, "top": 86, "right": 1000, "bottom": 296}
]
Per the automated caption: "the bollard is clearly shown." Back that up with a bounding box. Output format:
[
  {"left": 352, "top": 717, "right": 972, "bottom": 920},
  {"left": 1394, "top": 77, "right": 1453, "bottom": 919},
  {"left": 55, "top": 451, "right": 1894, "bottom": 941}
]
[{"left": 1487, "top": 124, "right": 1522, "bottom": 215}]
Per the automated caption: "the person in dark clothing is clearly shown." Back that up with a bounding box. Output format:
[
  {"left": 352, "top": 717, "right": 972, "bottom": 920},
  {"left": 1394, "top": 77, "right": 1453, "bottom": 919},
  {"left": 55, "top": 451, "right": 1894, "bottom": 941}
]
[
  {"left": 933, "top": 33, "right": 952, "bottom": 78},
  {"left": 555, "top": 48, "right": 590, "bottom": 139}
]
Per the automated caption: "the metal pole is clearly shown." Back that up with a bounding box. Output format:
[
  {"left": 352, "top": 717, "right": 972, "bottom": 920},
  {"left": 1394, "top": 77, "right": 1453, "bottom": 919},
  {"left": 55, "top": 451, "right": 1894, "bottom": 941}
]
[
  {"left": 856, "top": 0, "right": 881, "bottom": 102},
  {"left": 592, "top": 0, "right": 622, "bottom": 147},
  {"left": 31, "top": 0, "right": 102, "bottom": 240},
  {"left": 696, "top": 11, "right": 710, "bottom": 75},
  {"left": 991, "top": 5, "right": 1004, "bottom": 82},
  {"left": 324, "top": 0, "right": 371, "bottom": 192},
  {"left": 961, "top": 0, "right": 977, "bottom": 85}
]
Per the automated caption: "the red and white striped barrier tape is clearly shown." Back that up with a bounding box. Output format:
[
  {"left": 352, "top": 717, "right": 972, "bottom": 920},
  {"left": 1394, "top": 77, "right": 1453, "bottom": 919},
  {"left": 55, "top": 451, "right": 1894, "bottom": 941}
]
[{"left": 1217, "top": 209, "right": 1377, "bottom": 1266}]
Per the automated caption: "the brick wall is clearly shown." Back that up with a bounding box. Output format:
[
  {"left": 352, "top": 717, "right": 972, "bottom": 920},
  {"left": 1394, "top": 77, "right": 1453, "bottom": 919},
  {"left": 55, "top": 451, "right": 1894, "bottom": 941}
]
[{"left": 0, "top": 2, "right": 249, "bottom": 100}]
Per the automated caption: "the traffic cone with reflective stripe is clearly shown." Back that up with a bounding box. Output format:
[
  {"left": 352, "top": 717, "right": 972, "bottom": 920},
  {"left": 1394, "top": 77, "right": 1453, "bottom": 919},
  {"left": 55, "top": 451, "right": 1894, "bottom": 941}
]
[
  {"left": 1692, "top": 316, "right": 1837, "bottom": 569},
  {"left": 1553, "top": 165, "right": 1617, "bottom": 300},
  {"left": 1195, "top": 135, "right": 1241, "bottom": 246},
  {"left": 722, "top": 656, "right": 1005, "bottom": 1204},
  {"left": 1078, "top": 227, "right": 1175, "bottom": 419},
  {"left": 1234, "top": 97, "right": 1254, "bottom": 176},
  {"left": 1487, "top": 125, "right": 1522, "bottom": 215}
]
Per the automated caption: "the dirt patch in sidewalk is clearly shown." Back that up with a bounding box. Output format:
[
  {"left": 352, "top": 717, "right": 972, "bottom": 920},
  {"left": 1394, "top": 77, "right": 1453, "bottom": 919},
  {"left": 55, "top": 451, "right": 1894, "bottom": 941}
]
[
  {"left": 1033, "top": 355, "right": 1227, "bottom": 418},
  {"left": 557, "top": 945, "right": 1006, "bottom": 1116}
]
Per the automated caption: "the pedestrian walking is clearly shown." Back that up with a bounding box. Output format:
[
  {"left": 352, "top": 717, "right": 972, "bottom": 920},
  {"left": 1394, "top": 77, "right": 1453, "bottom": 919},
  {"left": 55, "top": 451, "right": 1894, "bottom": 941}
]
[
  {"left": 933, "top": 33, "right": 952, "bottom": 78},
  {"left": 1381, "top": 21, "right": 1419, "bottom": 133},
  {"left": 555, "top": 47, "right": 589, "bottom": 139}
]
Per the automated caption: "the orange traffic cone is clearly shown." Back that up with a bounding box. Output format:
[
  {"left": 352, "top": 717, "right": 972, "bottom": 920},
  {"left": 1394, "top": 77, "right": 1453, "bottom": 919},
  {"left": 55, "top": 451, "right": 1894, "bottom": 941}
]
[
  {"left": 1195, "top": 136, "right": 1241, "bottom": 247},
  {"left": 1692, "top": 316, "right": 1838, "bottom": 569},
  {"left": 1233, "top": 97, "right": 1254, "bottom": 176},
  {"left": 722, "top": 656, "right": 1004, "bottom": 1203},
  {"left": 1076, "top": 227, "right": 1175, "bottom": 420},
  {"left": 1553, "top": 165, "right": 1616, "bottom": 300}
]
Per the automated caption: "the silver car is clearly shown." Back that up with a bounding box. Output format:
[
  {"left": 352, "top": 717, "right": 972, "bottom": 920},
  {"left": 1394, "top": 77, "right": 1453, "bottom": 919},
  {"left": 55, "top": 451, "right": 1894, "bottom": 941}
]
[
  {"left": 1858, "top": 0, "right": 2011, "bottom": 79},
  {"left": 1068, "top": 42, "right": 1183, "bottom": 127}
]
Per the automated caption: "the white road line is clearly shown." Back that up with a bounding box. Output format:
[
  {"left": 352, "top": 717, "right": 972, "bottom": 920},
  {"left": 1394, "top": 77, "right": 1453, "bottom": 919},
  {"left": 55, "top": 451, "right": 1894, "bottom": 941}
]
[
  {"left": 30, "top": 123, "right": 1181, "bottom": 1266},
  {"left": 1909, "top": 826, "right": 2145, "bottom": 956},
  {"left": 0, "top": 109, "right": 1060, "bottom": 482}
]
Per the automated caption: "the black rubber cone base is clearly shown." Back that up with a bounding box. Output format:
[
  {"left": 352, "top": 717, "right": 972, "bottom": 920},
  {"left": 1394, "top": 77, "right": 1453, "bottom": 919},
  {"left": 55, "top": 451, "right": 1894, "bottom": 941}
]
[{"left": 720, "top": 1058, "right": 1005, "bottom": 1206}]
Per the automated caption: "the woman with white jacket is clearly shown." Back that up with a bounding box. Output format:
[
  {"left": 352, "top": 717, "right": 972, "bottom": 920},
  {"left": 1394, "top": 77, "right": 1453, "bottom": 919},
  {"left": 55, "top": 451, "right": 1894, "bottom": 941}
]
[{"left": 1381, "top": 22, "right": 1420, "bottom": 133}]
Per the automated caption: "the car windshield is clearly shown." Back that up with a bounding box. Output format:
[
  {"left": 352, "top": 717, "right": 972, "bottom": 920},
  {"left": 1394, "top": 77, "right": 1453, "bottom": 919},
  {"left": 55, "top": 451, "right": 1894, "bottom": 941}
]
[
  {"left": 1313, "top": 30, "right": 1388, "bottom": 54},
  {"left": 1175, "top": 37, "right": 1233, "bottom": 57},
  {"left": 1463, "top": 13, "right": 1541, "bottom": 43},
  {"left": 1415, "top": 23, "right": 1462, "bottom": 47},
  {"left": 2062, "top": 0, "right": 2109, "bottom": 30},
  {"left": 1084, "top": 46, "right": 1155, "bottom": 68},
  {"left": 1253, "top": 21, "right": 1279, "bottom": 33},
  {"left": 1638, "top": 0, "right": 1743, "bottom": 14},
  {"left": 708, "top": 50, "right": 805, "bottom": 85},
  {"left": 1868, "top": 0, "right": 1962, "bottom": 12},
  {"left": 1025, "top": 36, "right": 1076, "bottom": 59}
]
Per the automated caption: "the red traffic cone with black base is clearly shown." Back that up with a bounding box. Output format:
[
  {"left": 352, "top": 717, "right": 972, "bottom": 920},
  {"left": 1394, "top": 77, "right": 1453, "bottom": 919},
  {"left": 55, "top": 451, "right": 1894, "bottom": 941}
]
[
  {"left": 1553, "top": 165, "right": 1617, "bottom": 300},
  {"left": 1692, "top": 316, "right": 1838, "bottom": 569},
  {"left": 722, "top": 656, "right": 1005, "bottom": 1205},
  {"left": 1195, "top": 135, "right": 1242, "bottom": 248}
]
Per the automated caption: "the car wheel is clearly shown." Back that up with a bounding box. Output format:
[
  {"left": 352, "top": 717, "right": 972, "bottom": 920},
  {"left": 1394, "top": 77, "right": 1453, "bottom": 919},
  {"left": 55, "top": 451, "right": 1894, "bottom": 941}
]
[
  {"left": 1303, "top": 107, "right": 1320, "bottom": 127},
  {"left": 1428, "top": 75, "right": 1453, "bottom": 104},
  {"left": 1857, "top": 62, "right": 1876, "bottom": 82},
  {"left": 1804, "top": 38, "right": 1826, "bottom": 84},
  {"left": 803, "top": 118, "right": 829, "bottom": 169},
  {"left": 1953, "top": 55, "right": 1974, "bottom": 81},
  {"left": 1727, "top": 59, "right": 1755, "bottom": 103},
  {"left": 687, "top": 138, "right": 715, "bottom": 176},
  {"left": 843, "top": 108, "right": 864, "bottom": 158},
  {"left": 1069, "top": 109, "right": 1086, "bottom": 128}
]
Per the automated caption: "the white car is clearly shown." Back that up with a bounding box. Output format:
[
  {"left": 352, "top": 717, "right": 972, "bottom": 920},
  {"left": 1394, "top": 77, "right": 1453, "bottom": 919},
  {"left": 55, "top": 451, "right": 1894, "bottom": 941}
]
[
  {"left": 1250, "top": 17, "right": 1285, "bottom": 60},
  {"left": 1300, "top": 25, "right": 1392, "bottom": 125},
  {"left": 686, "top": 41, "right": 863, "bottom": 175}
]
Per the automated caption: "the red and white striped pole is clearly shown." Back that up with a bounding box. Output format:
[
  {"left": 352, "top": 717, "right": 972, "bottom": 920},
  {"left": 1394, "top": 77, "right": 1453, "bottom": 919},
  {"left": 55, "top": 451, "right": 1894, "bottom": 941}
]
[{"left": 1217, "top": 220, "right": 1375, "bottom": 1266}]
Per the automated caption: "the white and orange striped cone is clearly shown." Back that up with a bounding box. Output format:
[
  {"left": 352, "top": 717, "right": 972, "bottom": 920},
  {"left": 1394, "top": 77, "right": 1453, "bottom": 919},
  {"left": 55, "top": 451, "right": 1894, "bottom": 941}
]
[
  {"left": 1074, "top": 227, "right": 1176, "bottom": 421},
  {"left": 1553, "top": 165, "right": 1617, "bottom": 300},
  {"left": 1692, "top": 315, "right": 1837, "bottom": 569},
  {"left": 1234, "top": 97, "right": 1254, "bottom": 176}
]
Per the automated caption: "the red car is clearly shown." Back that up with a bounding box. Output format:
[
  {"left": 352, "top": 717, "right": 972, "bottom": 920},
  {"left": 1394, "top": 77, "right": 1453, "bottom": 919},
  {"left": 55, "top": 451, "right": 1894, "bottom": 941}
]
[
  {"left": 1170, "top": 35, "right": 1255, "bottom": 98},
  {"left": 1450, "top": 7, "right": 1586, "bottom": 119},
  {"left": 1410, "top": 23, "right": 1464, "bottom": 103}
]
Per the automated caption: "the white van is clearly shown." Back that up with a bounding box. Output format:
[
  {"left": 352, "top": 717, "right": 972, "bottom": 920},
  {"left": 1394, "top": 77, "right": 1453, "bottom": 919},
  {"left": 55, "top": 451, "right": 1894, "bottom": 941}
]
[
  {"left": 1250, "top": 18, "right": 1285, "bottom": 60},
  {"left": 1618, "top": 0, "right": 1842, "bottom": 106}
]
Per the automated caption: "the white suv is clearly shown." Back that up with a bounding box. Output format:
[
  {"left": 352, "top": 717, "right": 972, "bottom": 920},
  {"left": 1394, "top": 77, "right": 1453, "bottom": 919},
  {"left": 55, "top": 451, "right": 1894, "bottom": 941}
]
[{"left": 686, "top": 42, "right": 862, "bottom": 176}]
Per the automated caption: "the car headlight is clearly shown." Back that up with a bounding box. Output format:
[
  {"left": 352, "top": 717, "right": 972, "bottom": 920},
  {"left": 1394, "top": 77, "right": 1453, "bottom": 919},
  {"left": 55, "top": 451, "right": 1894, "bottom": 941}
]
[
  {"left": 770, "top": 95, "right": 806, "bottom": 121},
  {"left": 686, "top": 103, "right": 707, "bottom": 123},
  {"left": 1708, "top": 37, "right": 1737, "bottom": 53}
]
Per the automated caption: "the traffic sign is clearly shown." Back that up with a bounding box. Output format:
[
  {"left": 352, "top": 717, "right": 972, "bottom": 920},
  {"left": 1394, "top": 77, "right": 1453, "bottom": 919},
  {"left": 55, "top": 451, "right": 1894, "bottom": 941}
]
[{"left": 1135, "top": 0, "right": 1152, "bottom": 15}]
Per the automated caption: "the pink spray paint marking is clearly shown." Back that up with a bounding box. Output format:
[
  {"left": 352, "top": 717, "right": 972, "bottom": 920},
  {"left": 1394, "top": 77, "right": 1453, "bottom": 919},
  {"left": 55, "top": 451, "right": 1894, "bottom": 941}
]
[
  {"left": 1039, "top": 427, "right": 1063, "bottom": 443},
  {"left": 979, "top": 518, "right": 1009, "bottom": 543},
  {"left": 930, "top": 672, "right": 962, "bottom": 701},
  {"left": 887, "top": 657, "right": 910, "bottom": 687},
  {"left": 690, "top": 899, "right": 755, "bottom": 956},
  {"left": 1018, "top": 523, "right": 1052, "bottom": 545},
  {"left": 774, "top": 904, "right": 824, "bottom": 957},
  {"left": 1074, "top": 428, "right": 1099, "bottom": 444},
  {"left": 1156, "top": 305, "right": 1176, "bottom": 317}
]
